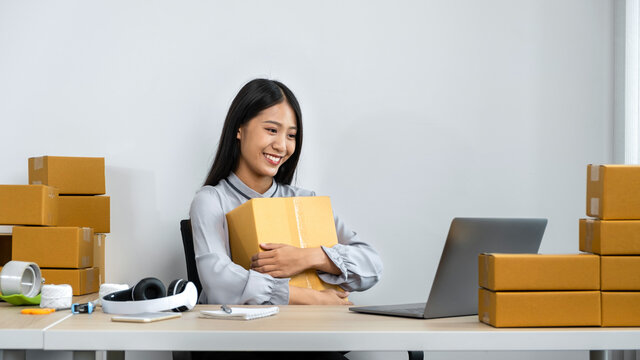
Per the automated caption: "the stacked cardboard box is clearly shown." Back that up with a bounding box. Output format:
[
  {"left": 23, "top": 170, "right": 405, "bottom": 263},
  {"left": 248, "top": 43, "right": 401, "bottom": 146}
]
[
  {"left": 0, "top": 156, "right": 109, "bottom": 295},
  {"left": 479, "top": 164, "right": 640, "bottom": 328},
  {"left": 580, "top": 164, "right": 640, "bottom": 326},
  {"left": 478, "top": 254, "right": 601, "bottom": 327}
]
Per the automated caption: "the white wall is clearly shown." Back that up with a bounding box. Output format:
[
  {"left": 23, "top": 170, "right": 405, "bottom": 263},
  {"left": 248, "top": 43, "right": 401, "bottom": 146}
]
[{"left": 0, "top": 1, "right": 614, "bottom": 359}]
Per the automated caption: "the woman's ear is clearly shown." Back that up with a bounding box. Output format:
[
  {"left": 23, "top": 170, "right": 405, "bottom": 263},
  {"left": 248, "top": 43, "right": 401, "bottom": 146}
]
[{"left": 236, "top": 127, "right": 242, "bottom": 140}]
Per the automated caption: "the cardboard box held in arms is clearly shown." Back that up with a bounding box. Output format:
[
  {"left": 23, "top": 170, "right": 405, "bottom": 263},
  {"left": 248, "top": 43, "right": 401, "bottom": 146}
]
[
  {"left": 586, "top": 164, "right": 640, "bottom": 219},
  {"left": 12, "top": 227, "right": 93, "bottom": 268},
  {"left": 0, "top": 185, "right": 58, "bottom": 226},
  {"left": 226, "top": 197, "right": 343, "bottom": 292},
  {"left": 478, "top": 253, "right": 600, "bottom": 291},
  {"left": 29, "top": 156, "right": 105, "bottom": 195}
]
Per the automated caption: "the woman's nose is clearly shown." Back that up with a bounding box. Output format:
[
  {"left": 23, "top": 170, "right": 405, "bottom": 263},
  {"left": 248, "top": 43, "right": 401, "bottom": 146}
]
[{"left": 272, "top": 134, "right": 286, "bottom": 151}]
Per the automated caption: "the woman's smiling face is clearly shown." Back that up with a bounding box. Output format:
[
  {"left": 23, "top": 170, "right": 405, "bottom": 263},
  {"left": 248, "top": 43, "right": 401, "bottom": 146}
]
[{"left": 235, "top": 101, "right": 297, "bottom": 189}]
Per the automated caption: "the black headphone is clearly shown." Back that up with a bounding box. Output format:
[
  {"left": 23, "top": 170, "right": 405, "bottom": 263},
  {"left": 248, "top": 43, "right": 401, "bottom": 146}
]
[{"left": 102, "top": 277, "right": 196, "bottom": 314}]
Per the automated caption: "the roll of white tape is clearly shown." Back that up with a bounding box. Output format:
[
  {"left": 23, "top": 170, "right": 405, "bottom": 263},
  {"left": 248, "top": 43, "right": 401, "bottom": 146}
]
[
  {"left": 40, "top": 284, "right": 73, "bottom": 309},
  {"left": 98, "top": 283, "right": 129, "bottom": 306},
  {"left": 0, "top": 261, "right": 43, "bottom": 298}
]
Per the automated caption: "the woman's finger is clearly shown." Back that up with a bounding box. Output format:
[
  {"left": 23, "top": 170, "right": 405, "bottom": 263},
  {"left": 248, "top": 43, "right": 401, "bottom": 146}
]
[
  {"left": 260, "top": 243, "right": 285, "bottom": 250},
  {"left": 336, "top": 291, "right": 350, "bottom": 298},
  {"left": 253, "top": 265, "right": 277, "bottom": 274},
  {"left": 251, "top": 250, "right": 276, "bottom": 262}
]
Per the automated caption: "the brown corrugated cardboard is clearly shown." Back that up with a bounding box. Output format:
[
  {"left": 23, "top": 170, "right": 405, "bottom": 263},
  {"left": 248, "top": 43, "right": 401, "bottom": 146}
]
[
  {"left": 41, "top": 267, "right": 99, "bottom": 296},
  {"left": 58, "top": 196, "right": 110, "bottom": 233},
  {"left": 0, "top": 233, "right": 11, "bottom": 266},
  {"left": 29, "top": 156, "right": 106, "bottom": 195},
  {"left": 602, "top": 292, "right": 640, "bottom": 326},
  {"left": 0, "top": 185, "right": 58, "bottom": 226},
  {"left": 579, "top": 218, "right": 640, "bottom": 255},
  {"left": 226, "top": 196, "right": 342, "bottom": 292},
  {"left": 586, "top": 164, "right": 640, "bottom": 220},
  {"left": 478, "top": 253, "right": 600, "bottom": 291},
  {"left": 93, "top": 234, "right": 106, "bottom": 284},
  {"left": 478, "top": 288, "right": 601, "bottom": 327},
  {"left": 12, "top": 227, "right": 93, "bottom": 268},
  {"left": 601, "top": 256, "right": 640, "bottom": 290}
]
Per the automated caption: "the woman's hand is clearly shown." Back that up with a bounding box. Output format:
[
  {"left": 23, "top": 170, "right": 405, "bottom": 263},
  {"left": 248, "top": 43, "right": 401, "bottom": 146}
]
[
  {"left": 288, "top": 286, "right": 352, "bottom": 305},
  {"left": 251, "top": 243, "right": 309, "bottom": 278},
  {"left": 251, "top": 243, "right": 342, "bottom": 278}
]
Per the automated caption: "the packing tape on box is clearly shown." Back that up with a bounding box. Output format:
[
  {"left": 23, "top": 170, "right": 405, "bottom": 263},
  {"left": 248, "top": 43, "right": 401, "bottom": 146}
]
[
  {"left": 40, "top": 284, "right": 72, "bottom": 310},
  {"left": 33, "top": 157, "right": 44, "bottom": 171},
  {"left": 98, "top": 283, "right": 129, "bottom": 306},
  {"left": 591, "top": 165, "right": 600, "bottom": 182},
  {"left": 590, "top": 198, "right": 600, "bottom": 217},
  {"left": 585, "top": 219, "right": 594, "bottom": 250},
  {"left": 292, "top": 198, "right": 307, "bottom": 248},
  {"left": 0, "top": 261, "right": 43, "bottom": 298}
]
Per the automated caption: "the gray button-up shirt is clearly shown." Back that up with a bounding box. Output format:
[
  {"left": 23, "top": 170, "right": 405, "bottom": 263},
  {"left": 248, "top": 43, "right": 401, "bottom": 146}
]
[{"left": 189, "top": 172, "right": 383, "bottom": 305}]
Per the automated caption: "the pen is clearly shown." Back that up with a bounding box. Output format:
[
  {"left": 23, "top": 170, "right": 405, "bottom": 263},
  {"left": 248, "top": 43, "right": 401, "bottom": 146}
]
[{"left": 221, "top": 305, "right": 232, "bottom": 314}]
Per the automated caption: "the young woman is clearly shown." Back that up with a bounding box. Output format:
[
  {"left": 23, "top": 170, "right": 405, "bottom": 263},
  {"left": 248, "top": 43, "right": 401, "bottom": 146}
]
[{"left": 189, "top": 78, "right": 383, "bottom": 307}]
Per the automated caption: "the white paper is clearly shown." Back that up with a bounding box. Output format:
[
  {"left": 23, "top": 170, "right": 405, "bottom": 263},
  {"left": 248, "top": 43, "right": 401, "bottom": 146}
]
[{"left": 200, "top": 306, "right": 279, "bottom": 320}]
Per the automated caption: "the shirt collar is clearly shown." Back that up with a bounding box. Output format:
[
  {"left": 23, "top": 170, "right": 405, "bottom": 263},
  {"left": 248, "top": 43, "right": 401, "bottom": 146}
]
[{"left": 227, "top": 172, "right": 278, "bottom": 199}]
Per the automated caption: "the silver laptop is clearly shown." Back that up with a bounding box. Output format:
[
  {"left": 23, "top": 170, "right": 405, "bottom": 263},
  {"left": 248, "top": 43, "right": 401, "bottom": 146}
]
[{"left": 349, "top": 218, "right": 547, "bottom": 319}]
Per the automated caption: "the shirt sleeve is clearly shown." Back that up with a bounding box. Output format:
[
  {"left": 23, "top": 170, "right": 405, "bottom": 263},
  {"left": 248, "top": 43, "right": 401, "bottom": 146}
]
[
  {"left": 315, "top": 200, "right": 383, "bottom": 292},
  {"left": 189, "top": 188, "right": 290, "bottom": 305}
]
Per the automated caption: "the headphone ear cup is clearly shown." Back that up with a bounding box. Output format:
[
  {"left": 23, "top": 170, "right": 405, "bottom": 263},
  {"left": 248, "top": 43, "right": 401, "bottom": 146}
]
[
  {"left": 168, "top": 279, "right": 189, "bottom": 312},
  {"left": 132, "top": 277, "right": 166, "bottom": 300},
  {"left": 103, "top": 288, "right": 133, "bottom": 302}
]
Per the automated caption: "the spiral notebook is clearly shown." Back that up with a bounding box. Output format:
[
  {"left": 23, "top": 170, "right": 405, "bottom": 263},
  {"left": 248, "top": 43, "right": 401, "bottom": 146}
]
[{"left": 200, "top": 306, "right": 279, "bottom": 320}]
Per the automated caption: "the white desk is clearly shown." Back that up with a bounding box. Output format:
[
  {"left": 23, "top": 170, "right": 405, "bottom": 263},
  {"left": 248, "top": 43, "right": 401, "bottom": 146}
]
[
  {"left": 42, "top": 305, "right": 640, "bottom": 353},
  {"left": 0, "top": 301, "right": 70, "bottom": 350}
]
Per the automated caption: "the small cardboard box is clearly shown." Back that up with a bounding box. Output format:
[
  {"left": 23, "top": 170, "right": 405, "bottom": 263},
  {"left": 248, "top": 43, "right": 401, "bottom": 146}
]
[
  {"left": 586, "top": 164, "right": 640, "bottom": 220},
  {"left": 226, "top": 197, "right": 341, "bottom": 291},
  {"left": 602, "top": 292, "right": 640, "bottom": 326},
  {"left": 579, "top": 218, "right": 640, "bottom": 255},
  {"left": 478, "top": 253, "right": 600, "bottom": 291},
  {"left": 41, "top": 267, "right": 99, "bottom": 296},
  {"left": 0, "top": 185, "right": 58, "bottom": 226},
  {"left": 58, "top": 196, "right": 110, "bottom": 233},
  {"left": 12, "top": 227, "right": 93, "bottom": 268},
  {"left": 94, "top": 234, "right": 106, "bottom": 284},
  {"left": 478, "top": 288, "right": 601, "bottom": 327},
  {"left": 601, "top": 256, "right": 640, "bottom": 290},
  {"left": 0, "top": 233, "right": 11, "bottom": 266},
  {"left": 29, "top": 156, "right": 106, "bottom": 195}
]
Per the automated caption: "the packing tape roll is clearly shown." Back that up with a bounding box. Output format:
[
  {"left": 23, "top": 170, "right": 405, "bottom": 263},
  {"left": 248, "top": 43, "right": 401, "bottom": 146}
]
[
  {"left": 40, "top": 284, "right": 72, "bottom": 310},
  {"left": 98, "top": 283, "right": 129, "bottom": 306},
  {"left": 0, "top": 261, "right": 43, "bottom": 298}
]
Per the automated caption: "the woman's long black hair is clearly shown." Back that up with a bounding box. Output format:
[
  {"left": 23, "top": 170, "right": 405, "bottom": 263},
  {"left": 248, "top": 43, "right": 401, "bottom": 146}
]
[{"left": 204, "top": 79, "right": 303, "bottom": 187}]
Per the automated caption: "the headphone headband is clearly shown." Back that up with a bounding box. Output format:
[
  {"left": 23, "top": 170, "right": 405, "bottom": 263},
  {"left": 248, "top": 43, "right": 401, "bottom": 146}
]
[{"left": 102, "top": 281, "right": 198, "bottom": 314}]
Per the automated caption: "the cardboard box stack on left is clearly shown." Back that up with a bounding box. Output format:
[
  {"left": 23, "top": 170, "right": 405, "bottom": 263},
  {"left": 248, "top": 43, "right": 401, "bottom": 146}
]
[{"left": 0, "top": 156, "right": 110, "bottom": 296}]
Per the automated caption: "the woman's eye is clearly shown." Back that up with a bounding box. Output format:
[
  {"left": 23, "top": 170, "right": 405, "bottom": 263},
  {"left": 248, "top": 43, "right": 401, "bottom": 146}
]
[
  {"left": 266, "top": 128, "right": 277, "bottom": 134},
  {"left": 288, "top": 134, "right": 296, "bottom": 139}
]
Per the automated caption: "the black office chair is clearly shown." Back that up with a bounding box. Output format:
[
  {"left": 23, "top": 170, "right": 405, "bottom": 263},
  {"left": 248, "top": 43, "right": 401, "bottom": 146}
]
[{"left": 180, "top": 219, "right": 203, "bottom": 298}]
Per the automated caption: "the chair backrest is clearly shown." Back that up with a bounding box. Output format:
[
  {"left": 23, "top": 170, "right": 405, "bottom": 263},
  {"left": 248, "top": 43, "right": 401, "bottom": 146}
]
[{"left": 179, "top": 219, "right": 202, "bottom": 298}]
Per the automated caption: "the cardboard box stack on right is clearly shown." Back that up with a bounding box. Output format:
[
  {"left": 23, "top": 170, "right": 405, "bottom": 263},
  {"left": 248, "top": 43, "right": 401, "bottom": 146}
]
[
  {"left": 479, "top": 164, "right": 640, "bottom": 327},
  {"left": 581, "top": 164, "right": 640, "bottom": 326}
]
